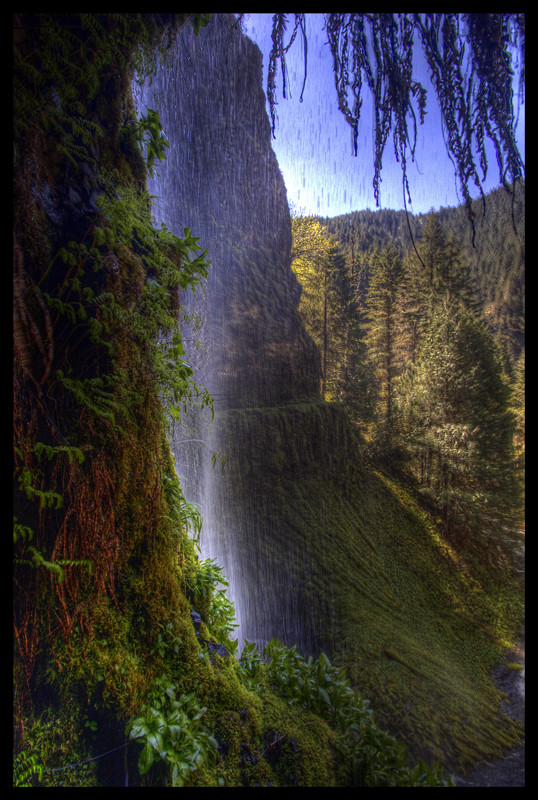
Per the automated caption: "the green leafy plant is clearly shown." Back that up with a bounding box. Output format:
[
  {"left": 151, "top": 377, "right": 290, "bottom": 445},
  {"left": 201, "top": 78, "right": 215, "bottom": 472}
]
[
  {"left": 13, "top": 517, "right": 92, "bottom": 583},
  {"left": 189, "top": 558, "right": 227, "bottom": 600},
  {"left": 94, "top": 191, "right": 212, "bottom": 423},
  {"left": 238, "top": 640, "right": 264, "bottom": 690},
  {"left": 237, "top": 638, "right": 453, "bottom": 787},
  {"left": 187, "top": 557, "right": 238, "bottom": 653},
  {"left": 13, "top": 751, "right": 44, "bottom": 787},
  {"left": 154, "top": 621, "right": 183, "bottom": 659},
  {"left": 126, "top": 675, "right": 218, "bottom": 785},
  {"left": 16, "top": 465, "right": 64, "bottom": 511},
  {"left": 162, "top": 473, "right": 203, "bottom": 549},
  {"left": 207, "top": 589, "right": 238, "bottom": 654},
  {"left": 132, "top": 108, "right": 169, "bottom": 177}
]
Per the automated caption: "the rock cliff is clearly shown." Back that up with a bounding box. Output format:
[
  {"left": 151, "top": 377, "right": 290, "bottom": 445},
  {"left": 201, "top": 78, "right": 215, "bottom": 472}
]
[{"left": 138, "top": 13, "right": 320, "bottom": 408}]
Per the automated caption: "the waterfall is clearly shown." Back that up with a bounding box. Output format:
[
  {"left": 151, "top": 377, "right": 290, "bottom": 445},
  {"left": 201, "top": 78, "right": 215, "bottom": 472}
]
[
  {"left": 134, "top": 14, "right": 322, "bottom": 656},
  {"left": 132, "top": 18, "right": 246, "bottom": 645}
]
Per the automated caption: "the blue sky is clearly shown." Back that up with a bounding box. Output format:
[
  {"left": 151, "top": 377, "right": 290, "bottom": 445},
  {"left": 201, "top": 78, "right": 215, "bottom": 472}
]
[{"left": 242, "top": 13, "right": 525, "bottom": 218}]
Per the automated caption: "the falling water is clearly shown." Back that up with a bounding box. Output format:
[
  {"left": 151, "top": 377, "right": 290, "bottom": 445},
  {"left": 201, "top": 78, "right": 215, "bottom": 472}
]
[{"left": 134, "top": 14, "right": 322, "bottom": 655}]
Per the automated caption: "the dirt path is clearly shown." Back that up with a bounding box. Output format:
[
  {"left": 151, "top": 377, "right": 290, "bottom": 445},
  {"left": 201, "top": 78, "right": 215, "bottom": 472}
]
[{"left": 453, "top": 628, "right": 525, "bottom": 787}]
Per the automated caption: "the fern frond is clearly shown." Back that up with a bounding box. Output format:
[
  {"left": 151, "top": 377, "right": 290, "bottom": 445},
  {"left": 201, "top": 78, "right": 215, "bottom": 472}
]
[
  {"left": 17, "top": 468, "right": 64, "bottom": 509},
  {"left": 13, "top": 751, "right": 43, "bottom": 787},
  {"left": 13, "top": 518, "right": 34, "bottom": 544},
  {"left": 15, "top": 545, "right": 65, "bottom": 581},
  {"left": 33, "top": 441, "right": 85, "bottom": 465}
]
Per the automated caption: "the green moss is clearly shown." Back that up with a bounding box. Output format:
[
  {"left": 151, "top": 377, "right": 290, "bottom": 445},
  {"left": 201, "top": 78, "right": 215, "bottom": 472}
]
[
  {"left": 209, "top": 400, "right": 524, "bottom": 775},
  {"left": 19, "top": 702, "right": 100, "bottom": 787}
]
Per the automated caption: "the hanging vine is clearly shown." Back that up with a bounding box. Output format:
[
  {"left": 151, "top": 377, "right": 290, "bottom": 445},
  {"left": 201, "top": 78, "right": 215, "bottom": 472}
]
[{"left": 267, "top": 13, "right": 524, "bottom": 243}]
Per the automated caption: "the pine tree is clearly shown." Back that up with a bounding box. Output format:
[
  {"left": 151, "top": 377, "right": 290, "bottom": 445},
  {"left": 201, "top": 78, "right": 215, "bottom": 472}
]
[
  {"left": 396, "top": 299, "right": 519, "bottom": 561},
  {"left": 395, "top": 215, "right": 479, "bottom": 375},
  {"left": 329, "top": 245, "right": 373, "bottom": 422},
  {"left": 396, "top": 248, "right": 430, "bottom": 370},
  {"left": 416, "top": 215, "right": 478, "bottom": 312},
  {"left": 291, "top": 216, "right": 371, "bottom": 416},
  {"left": 291, "top": 217, "right": 335, "bottom": 398},
  {"left": 365, "top": 245, "right": 402, "bottom": 456}
]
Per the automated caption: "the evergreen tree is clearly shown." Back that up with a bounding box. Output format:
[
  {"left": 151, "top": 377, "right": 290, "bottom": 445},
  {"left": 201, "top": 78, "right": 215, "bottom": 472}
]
[
  {"left": 396, "top": 300, "right": 519, "bottom": 561},
  {"left": 329, "top": 245, "right": 373, "bottom": 422},
  {"left": 291, "top": 217, "right": 335, "bottom": 398},
  {"left": 291, "top": 216, "right": 371, "bottom": 416},
  {"left": 365, "top": 245, "right": 402, "bottom": 455},
  {"left": 396, "top": 248, "right": 430, "bottom": 370},
  {"left": 395, "top": 215, "right": 479, "bottom": 376},
  {"left": 416, "top": 215, "right": 478, "bottom": 312}
]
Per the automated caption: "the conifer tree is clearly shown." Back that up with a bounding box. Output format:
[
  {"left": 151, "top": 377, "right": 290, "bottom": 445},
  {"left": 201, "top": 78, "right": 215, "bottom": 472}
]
[
  {"left": 417, "top": 215, "right": 478, "bottom": 312},
  {"left": 396, "top": 299, "right": 519, "bottom": 560},
  {"left": 396, "top": 248, "right": 430, "bottom": 371},
  {"left": 365, "top": 245, "right": 402, "bottom": 456},
  {"left": 395, "top": 216, "right": 479, "bottom": 374},
  {"left": 291, "top": 217, "right": 335, "bottom": 398},
  {"left": 291, "top": 216, "right": 371, "bottom": 415},
  {"left": 329, "top": 245, "right": 372, "bottom": 422}
]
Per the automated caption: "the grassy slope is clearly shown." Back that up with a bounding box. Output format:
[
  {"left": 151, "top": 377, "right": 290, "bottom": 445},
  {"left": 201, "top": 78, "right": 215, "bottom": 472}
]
[{"left": 216, "top": 399, "right": 524, "bottom": 775}]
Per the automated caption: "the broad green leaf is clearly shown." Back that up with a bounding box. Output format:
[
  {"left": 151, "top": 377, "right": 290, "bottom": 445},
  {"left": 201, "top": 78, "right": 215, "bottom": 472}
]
[{"left": 138, "top": 741, "right": 155, "bottom": 774}]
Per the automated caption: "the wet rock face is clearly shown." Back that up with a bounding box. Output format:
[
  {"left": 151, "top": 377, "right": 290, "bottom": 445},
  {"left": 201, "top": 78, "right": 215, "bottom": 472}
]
[
  {"left": 136, "top": 13, "right": 326, "bottom": 657},
  {"left": 138, "top": 13, "right": 321, "bottom": 407}
]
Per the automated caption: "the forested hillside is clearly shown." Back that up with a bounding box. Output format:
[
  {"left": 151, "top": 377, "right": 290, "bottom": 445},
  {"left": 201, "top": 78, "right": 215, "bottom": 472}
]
[
  {"left": 320, "top": 183, "right": 525, "bottom": 369},
  {"left": 294, "top": 196, "right": 525, "bottom": 556}
]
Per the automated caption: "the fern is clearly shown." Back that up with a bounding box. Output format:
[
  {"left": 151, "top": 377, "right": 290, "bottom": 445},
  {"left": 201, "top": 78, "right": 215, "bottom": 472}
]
[
  {"left": 189, "top": 558, "right": 228, "bottom": 599},
  {"left": 14, "top": 516, "right": 93, "bottom": 583},
  {"left": 15, "top": 545, "right": 66, "bottom": 582},
  {"left": 17, "top": 467, "right": 64, "bottom": 510},
  {"left": 33, "top": 441, "right": 85, "bottom": 465},
  {"left": 13, "top": 751, "right": 43, "bottom": 787},
  {"left": 13, "top": 518, "right": 34, "bottom": 544},
  {"left": 42, "top": 292, "right": 78, "bottom": 326},
  {"left": 56, "top": 372, "right": 128, "bottom": 426}
]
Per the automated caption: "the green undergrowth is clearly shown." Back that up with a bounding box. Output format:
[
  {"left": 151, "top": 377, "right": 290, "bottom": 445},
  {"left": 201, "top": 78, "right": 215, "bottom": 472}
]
[
  {"left": 213, "top": 399, "right": 524, "bottom": 775},
  {"left": 14, "top": 409, "right": 455, "bottom": 786}
]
